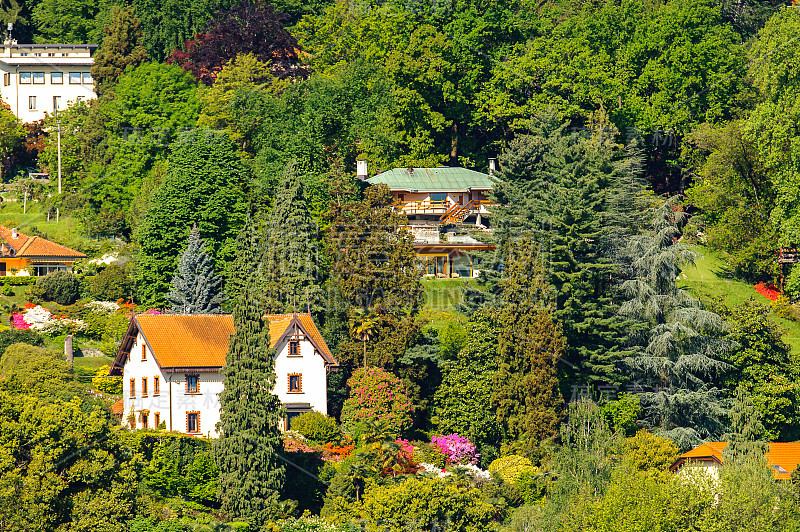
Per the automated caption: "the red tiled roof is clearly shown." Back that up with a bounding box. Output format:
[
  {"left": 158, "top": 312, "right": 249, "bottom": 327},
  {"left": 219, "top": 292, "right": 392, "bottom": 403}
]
[
  {"left": 0, "top": 225, "right": 86, "bottom": 259},
  {"left": 110, "top": 399, "right": 124, "bottom": 415},
  {"left": 671, "top": 441, "right": 800, "bottom": 479},
  {"left": 117, "top": 313, "right": 336, "bottom": 370}
]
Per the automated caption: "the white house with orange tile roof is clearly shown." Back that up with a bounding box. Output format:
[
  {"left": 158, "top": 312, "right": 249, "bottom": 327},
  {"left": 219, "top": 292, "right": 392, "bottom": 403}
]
[
  {"left": 670, "top": 441, "right": 800, "bottom": 480},
  {"left": 109, "top": 313, "right": 338, "bottom": 437}
]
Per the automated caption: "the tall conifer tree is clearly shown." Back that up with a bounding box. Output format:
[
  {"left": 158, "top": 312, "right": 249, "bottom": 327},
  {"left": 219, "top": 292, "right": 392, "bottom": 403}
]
[
  {"left": 491, "top": 238, "right": 566, "bottom": 453},
  {"left": 619, "top": 197, "right": 731, "bottom": 449},
  {"left": 214, "top": 271, "right": 285, "bottom": 526},
  {"left": 488, "top": 109, "right": 634, "bottom": 390},
  {"left": 261, "top": 163, "right": 322, "bottom": 315},
  {"left": 167, "top": 228, "right": 223, "bottom": 313},
  {"left": 225, "top": 212, "right": 262, "bottom": 305},
  {"left": 91, "top": 5, "right": 148, "bottom": 96}
]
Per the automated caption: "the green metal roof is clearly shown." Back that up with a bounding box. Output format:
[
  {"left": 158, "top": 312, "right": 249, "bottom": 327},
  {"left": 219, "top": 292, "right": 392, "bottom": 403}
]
[{"left": 367, "top": 167, "right": 497, "bottom": 192}]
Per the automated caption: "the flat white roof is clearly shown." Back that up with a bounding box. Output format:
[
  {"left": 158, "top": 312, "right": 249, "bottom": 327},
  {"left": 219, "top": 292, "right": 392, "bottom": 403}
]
[{"left": 0, "top": 58, "right": 93, "bottom": 66}]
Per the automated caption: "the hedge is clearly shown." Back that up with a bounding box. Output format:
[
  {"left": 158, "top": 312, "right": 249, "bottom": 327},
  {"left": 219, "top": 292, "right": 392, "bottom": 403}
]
[{"left": 0, "top": 277, "right": 37, "bottom": 286}]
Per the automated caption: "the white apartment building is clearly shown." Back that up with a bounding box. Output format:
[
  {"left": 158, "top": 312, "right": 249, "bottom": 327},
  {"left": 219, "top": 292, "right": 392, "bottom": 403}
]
[{"left": 0, "top": 40, "right": 97, "bottom": 122}]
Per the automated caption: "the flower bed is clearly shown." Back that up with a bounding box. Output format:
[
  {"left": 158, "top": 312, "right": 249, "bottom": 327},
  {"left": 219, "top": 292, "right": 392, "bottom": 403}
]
[
  {"left": 11, "top": 304, "right": 86, "bottom": 334},
  {"left": 754, "top": 283, "right": 780, "bottom": 302}
]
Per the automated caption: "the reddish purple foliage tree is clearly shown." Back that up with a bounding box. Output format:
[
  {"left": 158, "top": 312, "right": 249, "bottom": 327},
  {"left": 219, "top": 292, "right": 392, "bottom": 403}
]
[{"left": 167, "top": 1, "right": 303, "bottom": 86}]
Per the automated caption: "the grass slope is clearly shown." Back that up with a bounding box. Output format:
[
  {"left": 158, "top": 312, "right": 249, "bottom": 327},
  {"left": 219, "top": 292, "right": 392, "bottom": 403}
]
[{"left": 679, "top": 245, "right": 800, "bottom": 353}]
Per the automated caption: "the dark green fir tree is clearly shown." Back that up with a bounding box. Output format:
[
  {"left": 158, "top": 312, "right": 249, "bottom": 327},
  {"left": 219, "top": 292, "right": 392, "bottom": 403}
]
[
  {"left": 485, "top": 109, "right": 635, "bottom": 391},
  {"left": 214, "top": 271, "right": 285, "bottom": 526},
  {"left": 91, "top": 5, "right": 148, "bottom": 96},
  {"left": 225, "top": 212, "right": 262, "bottom": 306},
  {"left": 167, "top": 228, "right": 223, "bottom": 314},
  {"left": 261, "top": 163, "right": 323, "bottom": 315}
]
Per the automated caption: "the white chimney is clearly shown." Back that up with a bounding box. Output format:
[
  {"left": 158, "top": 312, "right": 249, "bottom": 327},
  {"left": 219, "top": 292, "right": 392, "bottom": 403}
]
[
  {"left": 356, "top": 160, "right": 368, "bottom": 181},
  {"left": 11, "top": 228, "right": 17, "bottom": 239},
  {"left": 488, "top": 158, "right": 497, "bottom": 176}
]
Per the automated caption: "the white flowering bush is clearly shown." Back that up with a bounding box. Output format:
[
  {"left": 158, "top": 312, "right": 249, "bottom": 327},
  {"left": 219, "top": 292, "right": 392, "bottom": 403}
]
[
  {"left": 85, "top": 300, "right": 121, "bottom": 314},
  {"left": 417, "top": 462, "right": 452, "bottom": 478}
]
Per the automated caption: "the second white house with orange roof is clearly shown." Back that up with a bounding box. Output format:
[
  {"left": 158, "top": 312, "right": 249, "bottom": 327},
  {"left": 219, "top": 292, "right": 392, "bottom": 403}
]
[{"left": 109, "top": 313, "right": 338, "bottom": 437}]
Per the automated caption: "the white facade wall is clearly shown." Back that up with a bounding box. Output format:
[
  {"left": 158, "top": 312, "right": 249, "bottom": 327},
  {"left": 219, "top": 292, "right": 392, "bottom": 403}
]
[
  {"left": 121, "top": 328, "right": 329, "bottom": 437},
  {"left": 0, "top": 44, "right": 96, "bottom": 122},
  {"left": 273, "top": 336, "right": 328, "bottom": 415}
]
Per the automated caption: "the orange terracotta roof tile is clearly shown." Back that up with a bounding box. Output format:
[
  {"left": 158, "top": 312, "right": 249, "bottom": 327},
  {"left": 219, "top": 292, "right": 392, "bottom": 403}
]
[
  {"left": 0, "top": 225, "right": 85, "bottom": 259},
  {"left": 766, "top": 442, "right": 800, "bottom": 480},
  {"left": 133, "top": 313, "right": 335, "bottom": 369},
  {"left": 110, "top": 399, "right": 124, "bottom": 415}
]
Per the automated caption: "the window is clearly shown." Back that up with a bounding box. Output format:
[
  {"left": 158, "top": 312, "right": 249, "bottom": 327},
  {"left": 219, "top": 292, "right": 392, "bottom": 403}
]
[
  {"left": 19, "top": 72, "right": 31, "bottom": 84},
  {"left": 47, "top": 53, "right": 55, "bottom": 57},
  {"left": 53, "top": 96, "right": 61, "bottom": 113},
  {"left": 430, "top": 193, "right": 447, "bottom": 203},
  {"left": 289, "top": 341, "right": 299, "bottom": 356},
  {"left": 32, "top": 264, "right": 67, "bottom": 276},
  {"left": 19, "top": 53, "right": 28, "bottom": 57},
  {"left": 3, "top": 73, "right": 9, "bottom": 86},
  {"left": 187, "top": 412, "right": 200, "bottom": 433},
  {"left": 34, "top": 53, "right": 41, "bottom": 57},
  {"left": 69, "top": 72, "right": 81, "bottom": 84},
  {"left": 153, "top": 376, "right": 160, "bottom": 396},
  {"left": 141, "top": 344, "right": 146, "bottom": 361},
  {"left": 51, "top": 72, "right": 62, "bottom": 84},
  {"left": 32, "top": 72, "right": 44, "bottom": 84},
  {"left": 82, "top": 72, "right": 92, "bottom": 84},
  {"left": 186, "top": 375, "right": 199, "bottom": 394},
  {"left": 154, "top": 412, "right": 160, "bottom": 427},
  {"left": 129, "top": 378, "right": 135, "bottom": 398},
  {"left": 28, "top": 96, "right": 36, "bottom": 110},
  {"left": 141, "top": 413, "right": 148, "bottom": 429},
  {"left": 288, "top": 373, "right": 302, "bottom": 393},
  {"left": 142, "top": 377, "right": 148, "bottom": 396}
]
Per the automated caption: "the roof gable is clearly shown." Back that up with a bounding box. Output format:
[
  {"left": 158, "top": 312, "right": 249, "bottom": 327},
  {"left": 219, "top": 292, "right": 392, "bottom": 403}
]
[
  {"left": 111, "top": 313, "right": 336, "bottom": 372},
  {"left": 367, "top": 167, "right": 497, "bottom": 192}
]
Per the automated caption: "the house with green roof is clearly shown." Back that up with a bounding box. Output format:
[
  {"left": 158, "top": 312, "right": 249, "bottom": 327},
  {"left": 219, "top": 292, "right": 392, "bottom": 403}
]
[{"left": 367, "top": 166, "right": 498, "bottom": 278}]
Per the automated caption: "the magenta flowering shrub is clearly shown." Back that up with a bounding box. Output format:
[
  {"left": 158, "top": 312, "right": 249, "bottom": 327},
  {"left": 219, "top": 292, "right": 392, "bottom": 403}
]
[
  {"left": 395, "top": 438, "right": 415, "bottom": 461},
  {"left": 431, "top": 434, "right": 479, "bottom": 465},
  {"left": 341, "top": 367, "right": 413, "bottom": 437},
  {"left": 11, "top": 313, "right": 30, "bottom": 329}
]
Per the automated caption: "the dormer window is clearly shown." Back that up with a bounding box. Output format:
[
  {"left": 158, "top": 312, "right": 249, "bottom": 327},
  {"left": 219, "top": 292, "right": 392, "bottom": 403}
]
[{"left": 289, "top": 341, "right": 299, "bottom": 356}]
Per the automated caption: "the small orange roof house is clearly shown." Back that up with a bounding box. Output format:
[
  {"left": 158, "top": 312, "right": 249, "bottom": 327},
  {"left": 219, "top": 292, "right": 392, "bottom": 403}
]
[
  {"left": 0, "top": 225, "right": 86, "bottom": 276},
  {"left": 109, "top": 313, "right": 338, "bottom": 436},
  {"left": 670, "top": 442, "right": 800, "bottom": 480}
]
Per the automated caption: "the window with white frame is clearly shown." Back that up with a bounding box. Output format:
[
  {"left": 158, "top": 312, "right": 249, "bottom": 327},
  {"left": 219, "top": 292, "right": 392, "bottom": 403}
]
[
  {"left": 19, "top": 72, "right": 31, "bottom": 84},
  {"left": 69, "top": 72, "right": 81, "bottom": 84},
  {"left": 51, "top": 72, "right": 63, "bottom": 84},
  {"left": 82, "top": 72, "right": 92, "bottom": 84},
  {"left": 32, "top": 72, "right": 44, "bottom": 84}
]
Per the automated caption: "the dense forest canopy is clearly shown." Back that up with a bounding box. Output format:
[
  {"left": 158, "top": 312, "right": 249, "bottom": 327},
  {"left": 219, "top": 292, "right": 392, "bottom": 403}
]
[{"left": 3, "top": 0, "right": 800, "bottom": 531}]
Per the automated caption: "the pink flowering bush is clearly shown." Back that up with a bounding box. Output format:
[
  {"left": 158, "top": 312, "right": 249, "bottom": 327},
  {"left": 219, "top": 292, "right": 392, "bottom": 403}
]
[
  {"left": 11, "top": 313, "right": 30, "bottom": 329},
  {"left": 431, "top": 433, "right": 479, "bottom": 465},
  {"left": 341, "top": 367, "right": 413, "bottom": 437},
  {"left": 395, "top": 438, "right": 415, "bottom": 461}
]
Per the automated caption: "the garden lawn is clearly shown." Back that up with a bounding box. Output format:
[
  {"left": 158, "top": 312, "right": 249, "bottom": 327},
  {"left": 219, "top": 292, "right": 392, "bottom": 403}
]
[
  {"left": 420, "top": 278, "right": 470, "bottom": 332},
  {"left": 679, "top": 245, "right": 800, "bottom": 354}
]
